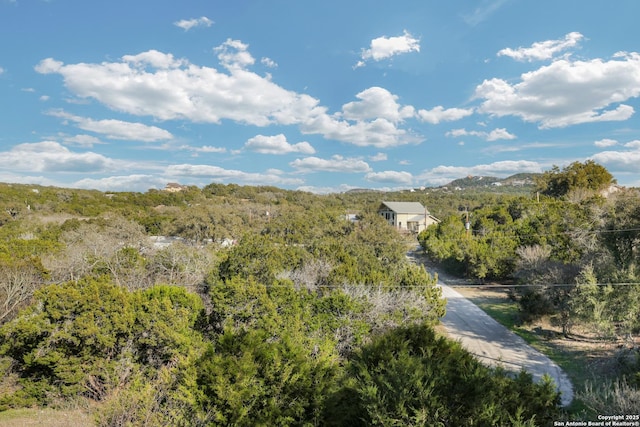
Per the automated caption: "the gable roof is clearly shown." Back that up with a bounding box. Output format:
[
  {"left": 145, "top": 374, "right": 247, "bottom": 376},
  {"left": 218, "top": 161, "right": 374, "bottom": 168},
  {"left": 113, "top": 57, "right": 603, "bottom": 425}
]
[{"left": 379, "top": 201, "right": 427, "bottom": 214}]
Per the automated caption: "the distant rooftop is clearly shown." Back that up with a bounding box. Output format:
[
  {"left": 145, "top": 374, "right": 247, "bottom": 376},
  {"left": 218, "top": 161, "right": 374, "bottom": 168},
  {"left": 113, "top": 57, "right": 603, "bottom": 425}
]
[{"left": 380, "top": 201, "right": 428, "bottom": 214}]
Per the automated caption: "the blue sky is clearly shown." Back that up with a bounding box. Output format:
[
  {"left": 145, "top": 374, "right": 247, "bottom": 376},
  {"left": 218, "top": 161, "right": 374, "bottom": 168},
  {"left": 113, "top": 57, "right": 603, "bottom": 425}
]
[{"left": 2, "top": 0, "right": 640, "bottom": 193}]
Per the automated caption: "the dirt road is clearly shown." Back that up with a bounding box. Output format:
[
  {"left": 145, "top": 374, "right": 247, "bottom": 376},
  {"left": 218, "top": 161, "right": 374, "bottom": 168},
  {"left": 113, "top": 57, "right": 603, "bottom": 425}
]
[{"left": 409, "top": 249, "right": 574, "bottom": 406}]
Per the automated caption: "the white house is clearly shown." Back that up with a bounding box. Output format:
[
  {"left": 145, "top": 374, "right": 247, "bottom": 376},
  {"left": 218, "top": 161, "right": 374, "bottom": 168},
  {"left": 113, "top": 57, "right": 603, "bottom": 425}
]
[{"left": 378, "top": 201, "right": 439, "bottom": 233}]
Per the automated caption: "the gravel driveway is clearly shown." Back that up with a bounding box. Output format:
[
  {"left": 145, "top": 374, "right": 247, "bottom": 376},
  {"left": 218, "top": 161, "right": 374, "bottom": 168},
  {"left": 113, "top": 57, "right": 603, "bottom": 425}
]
[{"left": 409, "top": 249, "right": 574, "bottom": 406}]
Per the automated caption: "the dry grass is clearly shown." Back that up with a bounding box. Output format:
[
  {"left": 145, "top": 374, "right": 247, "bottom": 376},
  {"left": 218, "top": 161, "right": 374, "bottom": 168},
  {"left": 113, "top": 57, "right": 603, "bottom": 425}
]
[{"left": 0, "top": 408, "right": 94, "bottom": 427}]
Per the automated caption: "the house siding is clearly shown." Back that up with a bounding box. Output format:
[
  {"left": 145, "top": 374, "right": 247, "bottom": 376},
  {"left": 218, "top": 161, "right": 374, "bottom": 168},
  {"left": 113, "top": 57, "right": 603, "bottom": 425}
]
[{"left": 378, "top": 201, "right": 439, "bottom": 233}]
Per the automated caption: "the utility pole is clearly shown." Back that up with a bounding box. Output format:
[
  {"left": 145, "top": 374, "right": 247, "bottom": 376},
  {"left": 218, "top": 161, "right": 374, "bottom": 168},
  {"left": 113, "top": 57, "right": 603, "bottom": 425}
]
[{"left": 465, "top": 207, "right": 471, "bottom": 237}]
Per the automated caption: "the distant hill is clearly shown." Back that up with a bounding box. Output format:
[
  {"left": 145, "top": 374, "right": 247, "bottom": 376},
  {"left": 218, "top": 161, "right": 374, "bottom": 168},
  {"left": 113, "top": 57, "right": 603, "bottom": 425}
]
[{"left": 439, "top": 173, "right": 539, "bottom": 190}]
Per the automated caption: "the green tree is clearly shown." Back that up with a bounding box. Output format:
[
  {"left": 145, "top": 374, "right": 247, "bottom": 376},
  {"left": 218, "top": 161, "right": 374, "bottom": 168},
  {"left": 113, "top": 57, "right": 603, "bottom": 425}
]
[
  {"left": 323, "top": 324, "right": 560, "bottom": 426},
  {"left": 197, "top": 328, "right": 337, "bottom": 426},
  {"left": 601, "top": 189, "right": 640, "bottom": 271},
  {"left": 0, "top": 277, "right": 136, "bottom": 401},
  {"left": 535, "top": 160, "right": 614, "bottom": 198},
  {"left": 0, "top": 278, "right": 206, "bottom": 411}
]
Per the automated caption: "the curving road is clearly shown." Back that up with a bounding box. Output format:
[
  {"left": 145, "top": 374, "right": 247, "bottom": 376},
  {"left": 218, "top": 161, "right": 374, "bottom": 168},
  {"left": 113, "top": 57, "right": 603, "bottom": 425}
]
[{"left": 409, "top": 249, "right": 574, "bottom": 406}]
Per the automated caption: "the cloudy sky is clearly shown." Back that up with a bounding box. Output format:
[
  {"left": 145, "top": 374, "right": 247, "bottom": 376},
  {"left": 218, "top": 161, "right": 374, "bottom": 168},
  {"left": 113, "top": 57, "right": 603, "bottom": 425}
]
[{"left": 2, "top": 0, "right": 640, "bottom": 192}]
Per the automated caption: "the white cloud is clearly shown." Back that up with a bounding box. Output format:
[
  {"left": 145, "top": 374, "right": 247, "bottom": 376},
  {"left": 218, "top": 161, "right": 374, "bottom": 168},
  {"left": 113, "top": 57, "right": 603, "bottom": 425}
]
[
  {"left": 62, "top": 134, "right": 104, "bottom": 147},
  {"left": 188, "top": 145, "right": 227, "bottom": 153},
  {"left": 261, "top": 57, "right": 277, "bottom": 68},
  {"left": 244, "top": 134, "right": 315, "bottom": 155},
  {"left": 475, "top": 52, "right": 640, "bottom": 128},
  {"left": 73, "top": 174, "right": 166, "bottom": 192},
  {"left": 446, "top": 127, "right": 516, "bottom": 141},
  {"left": 497, "top": 32, "right": 584, "bottom": 62},
  {"left": 0, "top": 66, "right": 4, "bottom": 75},
  {"left": 624, "top": 139, "right": 640, "bottom": 148},
  {"left": 35, "top": 46, "right": 423, "bottom": 148},
  {"left": 214, "top": 39, "right": 256, "bottom": 70},
  {"left": 174, "top": 16, "right": 213, "bottom": 31},
  {"left": 369, "top": 152, "right": 388, "bottom": 162},
  {"left": 341, "top": 87, "right": 415, "bottom": 123},
  {"left": 365, "top": 170, "right": 413, "bottom": 185},
  {"left": 122, "top": 50, "right": 186, "bottom": 69},
  {"left": 357, "top": 30, "right": 420, "bottom": 66},
  {"left": 591, "top": 149, "right": 640, "bottom": 171},
  {"left": 34, "top": 58, "right": 63, "bottom": 73},
  {"left": 417, "top": 106, "right": 474, "bottom": 124},
  {"left": 594, "top": 138, "right": 618, "bottom": 147},
  {"left": 0, "top": 141, "right": 117, "bottom": 173},
  {"left": 48, "top": 110, "right": 173, "bottom": 142},
  {"left": 290, "top": 155, "right": 371, "bottom": 173},
  {"left": 165, "top": 164, "right": 304, "bottom": 186},
  {"left": 35, "top": 46, "right": 321, "bottom": 128},
  {"left": 301, "top": 114, "right": 421, "bottom": 148}
]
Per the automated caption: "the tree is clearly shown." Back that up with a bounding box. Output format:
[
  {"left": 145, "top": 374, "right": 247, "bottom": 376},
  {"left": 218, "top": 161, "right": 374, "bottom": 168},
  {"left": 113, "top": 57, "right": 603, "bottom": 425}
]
[
  {"left": 571, "top": 264, "right": 615, "bottom": 338},
  {"left": 323, "top": 324, "right": 560, "bottom": 426},
  {"left": 601, "top": 189, "right": 640, "bottom": 271},
  {"left": 196, "top": 328, "right": 337, "bottom": 426},
  {"left": 47, "top": 216, "right": 150, "bottom": 287},
  {"left": 535, "top": 160, "right": 614, "bottom": 198},
  {"left": 0, "top": 278, "right": 206, "bottom": 410},
  {"left": 0, "top": 258, "right": 47, "bottom": 324}
]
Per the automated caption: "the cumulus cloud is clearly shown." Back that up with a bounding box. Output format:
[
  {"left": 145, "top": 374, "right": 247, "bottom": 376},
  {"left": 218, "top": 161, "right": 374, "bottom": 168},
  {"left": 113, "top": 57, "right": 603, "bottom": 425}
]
[
  {"left": 244, "top": 134, "right": 315, "bottom": 155},
  {"left": 591, "top": 149, "right": 640, "bottom": 171},
  {"left": 0, "top": 66, "right": 4, "bottom": 75},
  {"left": 261, "top": 57, "right": 277, "bottom": 68},
  {"left": 35, "top": 43, "right": 426, "bottom": 148},
  {"left": 174, "top": 16, "right": 213, "bottom": 31},
  {"left": 165, "top": 164, "right": 304, "bottom": 186},
  {"left": 417, "top": 106, "right": 474, "bottom": 124},
  {"left": 48, "top": 110, "right": 173, "bottom": 142},
  {"left": 341, "top": 87, "right": 415, "bottom": 123},
  {"left": 594, "top": 138, "right": 618, "bottom": 147},
  {"left": 498, "top": 32, "right": 584, "bottom": 62},
  {"left": 474, "top": 52, "right": 640, "bottom": 128},
  {"left": 365, "top": 170, "right": 413, "bottom": 185},
  {"left": 122, "top": 50, "right": 186, "bottom": 69},
  {"left": 590, "top": 139, "right": 640, "bottom": 171},
  {"left": 624, "top": 139, "right": 640, "bottom": 148},
  {"left": 35, "top": 45, "right": 322, "bottom": 128},
  {"left": 302, "top": 115, "right": 422, "bottom": 148},
  {"left": 446, "top": 127, "right": 516, "bottom": 141},
  {"left": 290, "top": 155, "right": 371, "bottom": 173},
  {"left": 356, "top": 30, "right": 420, "bottom": 67},
  {"left": 214, "top": 38, "right": 256, "bottom": 70},
  {"left": 0, "top": 141, "right": 117, "bottom": 173},
  {"left": 369, "top": 152, "right": 388, "bottom": 162}
]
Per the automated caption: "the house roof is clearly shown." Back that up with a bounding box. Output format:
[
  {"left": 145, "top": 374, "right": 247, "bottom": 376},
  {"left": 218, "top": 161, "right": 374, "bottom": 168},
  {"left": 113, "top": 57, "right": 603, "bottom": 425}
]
[{"left": 379, "top": 201, "right": 427, "bottom": 214}]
